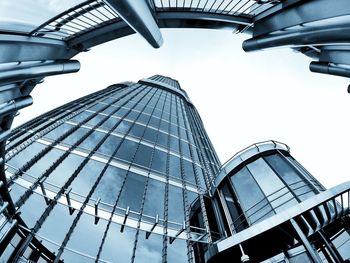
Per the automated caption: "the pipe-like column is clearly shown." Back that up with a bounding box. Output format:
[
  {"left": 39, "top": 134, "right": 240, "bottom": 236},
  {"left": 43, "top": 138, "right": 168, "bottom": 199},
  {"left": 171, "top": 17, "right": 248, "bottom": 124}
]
[
  {"left": 243, "top": 26, "right": 350, "bottom": 52},
  {"left": 0, "top": 60, "right": 80, "bottom": 86},
  {"left": 310, "top": 61, "right": 350, "bottom": 78},
  {"left": 0, "top": 96, "right": 33, "bottom": 118},
  {"left": 104, "top": 0, "right": 163, "bottom": 48}
]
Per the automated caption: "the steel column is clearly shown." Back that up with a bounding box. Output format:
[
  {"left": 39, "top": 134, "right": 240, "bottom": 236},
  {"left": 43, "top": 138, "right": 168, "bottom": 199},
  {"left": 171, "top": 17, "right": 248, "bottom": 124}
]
[{"left": 104, "top": 0, "right": 163, "bottom": 48}]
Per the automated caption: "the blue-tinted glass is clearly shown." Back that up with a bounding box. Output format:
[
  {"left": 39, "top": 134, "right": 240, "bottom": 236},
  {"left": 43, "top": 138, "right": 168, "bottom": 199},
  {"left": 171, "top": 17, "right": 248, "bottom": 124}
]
[
  {"left": 151, "top": 149, "right": 167, "bottom": 174},
  {"left": 114, "top": 120, "right": 131, "bottom": 134},
  {"left": 89, "top": 103, "right": 106, "bottom": 112},
  {"left": 61, "top": 213, "right": 107, "bottom": 261},
  {"left": 91, "top": 166, "right": 126, "bottom": 205},
  {"left": 70, "top": 160, "right": 105, "bottom": 197},
  {"left": 143, "top": 128, "right": 157, "bottom": 142},
  {"left": 116, "top": 139, "right": 138, "bottom": 162},
  {"left": 97, "top": 135, "right": 122, "bottom": 157},
  {"left": 70, "top": 111, "right": 94, "bottom": 123},
  {"left": 45, "top": 154, "right": 84, "bottom": 187},
  {"left": 101, "top": 117, "right": 117, "bottom": 130},
  {"left": 87, "top": 114, "right": 105, "bottom": 127},
  {"left": 118, "top": 172, "right": 146, "bottom": 212},
  {"left": 169, "top": 155, "right": 181, "bottom": 180},
  {"left": 265, "top": 155, "right": 315, "bottom": 201},
  {"left": 45, "top": 123, "right": 73, "bottom": 141},
  {"left": 7, "top": 142, "right": 46, "bottom": 169},
  {"left": 26, "top": 148, "right": 65, "bottom": 179},
  {"left": 19, "top": 192, "right": 47, "bottom": 229},
  {"left": 231, "top": 167, "right": 274, "bottom": 224},
  {"left": 170, "top": 137, "right": 179, "bottom": 153},
  {"left": 183, "top": 160, "right": 196, "bottom": 184},
  {"left": 133, "top": 144, "right": 153, "bottom": 168},
  {"left": 247, "top": 158, "right": 297, "bottom": 211},
  {"left": 63, "top": 127, "right": 90, "bottom": 146},
  {"left": 129, "top": 123, "right": 146, "bottom": 139},
  {"left": 8, "top": 183, "right": 27, "bottom": 204},
  {"left": 37, "top": 203, "right": 76, "bottom": 254},
  {"left": 168, "top": 185, "right": 184, "bottom": 223},
  {"left": 80, "top": 131, "right": 105, "bottom": 151},
  {"left": 143, "top": 179, "right": 165, "bottom": 217},
  {"left": 181, "top": 141, "right": 191, "bottom": 158},
  {"left": 99, "top": 224, "right": 135, "bottom": 262},
  {"left": 134, "top": 229, "right": 162, "bottom": 263},
  {"left": 127, "top": 110, "right": 139, "bottom": 120},
  {"left": 157, "top": 132, "right": 168, "bottom": 148},
  {"left": 167, "top": 238, "right": 187, "bottom": 263}
]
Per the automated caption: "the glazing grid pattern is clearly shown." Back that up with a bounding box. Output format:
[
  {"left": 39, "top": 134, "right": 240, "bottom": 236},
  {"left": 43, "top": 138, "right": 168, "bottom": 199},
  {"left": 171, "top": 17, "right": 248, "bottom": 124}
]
[{"left": 5, "top": 79, "right": 220, "bottom": 262}]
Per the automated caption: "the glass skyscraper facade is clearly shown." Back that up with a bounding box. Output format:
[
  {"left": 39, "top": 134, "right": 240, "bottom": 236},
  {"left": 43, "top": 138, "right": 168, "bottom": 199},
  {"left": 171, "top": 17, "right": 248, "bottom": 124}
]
[
  {"left": 1, "top": 75, "right": 350, "bottom": 263},
  {"left": 2, "top": 75, "right": 221, "bottom": 262}
]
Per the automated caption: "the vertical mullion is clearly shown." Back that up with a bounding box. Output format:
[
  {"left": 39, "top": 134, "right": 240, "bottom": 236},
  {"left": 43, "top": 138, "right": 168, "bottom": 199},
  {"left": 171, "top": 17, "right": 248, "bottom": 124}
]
[{"left": 94, "top": 87, "right": 161, "bottom": 262}]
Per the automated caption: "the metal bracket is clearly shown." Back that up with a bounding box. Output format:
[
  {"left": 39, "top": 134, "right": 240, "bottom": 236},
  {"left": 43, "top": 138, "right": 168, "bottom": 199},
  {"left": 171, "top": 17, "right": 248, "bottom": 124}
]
[
  {"left": 120, "top": 206, "right": 130, "bottom": 232},
  {"left": 65, "top": 188, "right": 74, "bottom": 215},
  {"left": 39, "top": 178, "right": 50, "bottom": 205},
  {"left": 145, "top": 214, "right": 159, "bottom": 239},
  {"left": 94, "top": 198, "right": 101, "bottom": 224},
  {"left": 169, "top": 221, "right": 186, "bottom": 244}
]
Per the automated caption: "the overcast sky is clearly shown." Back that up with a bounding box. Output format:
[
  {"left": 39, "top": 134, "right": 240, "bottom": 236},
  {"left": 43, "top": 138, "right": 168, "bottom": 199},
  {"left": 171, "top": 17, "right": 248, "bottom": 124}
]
[{"left": 13, "top": 29, "right": 350, "bottom": 189}]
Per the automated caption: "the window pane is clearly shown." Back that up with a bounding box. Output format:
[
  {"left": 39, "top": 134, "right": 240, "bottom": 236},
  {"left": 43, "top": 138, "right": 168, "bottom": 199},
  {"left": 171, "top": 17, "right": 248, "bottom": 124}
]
[
  {"left": 134, "top": 229, "right": 162, "bottom": 263},
  {"left": 99, "top": 224, "right": 135, "bottom": 262},
  {"left": 247, "top": 158, "right": 297, "bottom": 212},
  {"left": 143, "top": 179, "right": 165, "bottom": 217},
  {"left": 37, "top": 203, "right": 76, "bottom": 254},
  {"left": 91, "top": 166, "right": 127, "bottom": 206},
  {"left": 118, "top": 172, "right": 146, "bottom": 212},
  {"left": 230, "top": 167, "right": 274, "bottom": 224},
  {"left": 168, "top": 185, "right": 184, "bottom": 223},
  {"left": 61, "top": 213, "right": 107, "bottom": 261}
]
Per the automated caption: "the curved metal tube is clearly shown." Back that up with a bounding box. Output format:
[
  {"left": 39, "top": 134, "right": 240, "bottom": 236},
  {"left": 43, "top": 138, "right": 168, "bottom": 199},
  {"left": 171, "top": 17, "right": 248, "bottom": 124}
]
[
  {"left": 242, "top": 26, "right": 350, "bottom": 52},
  {"left": 310, "top": 61, "right": 350, "bottom": 78},
  {"left": 104, "top": 0, "right": 163, "bottom": 48},
  {"left": 0, "top": 60, "right": 80, "bottom": 86},
  {"left": 0, "top": 96, "right": 33, "bottom": 118}
]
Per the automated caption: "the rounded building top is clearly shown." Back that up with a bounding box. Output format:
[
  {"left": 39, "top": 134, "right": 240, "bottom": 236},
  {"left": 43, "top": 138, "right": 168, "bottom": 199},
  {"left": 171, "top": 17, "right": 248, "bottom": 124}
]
[{"left": 210, "top": 140, "right": 290, "bottom": 195}]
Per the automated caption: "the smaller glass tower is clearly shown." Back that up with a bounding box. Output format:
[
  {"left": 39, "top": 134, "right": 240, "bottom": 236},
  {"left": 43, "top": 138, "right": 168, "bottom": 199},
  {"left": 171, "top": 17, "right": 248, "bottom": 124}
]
[{"left": 192, "top": 141, "right": 350, "bottom": 263}]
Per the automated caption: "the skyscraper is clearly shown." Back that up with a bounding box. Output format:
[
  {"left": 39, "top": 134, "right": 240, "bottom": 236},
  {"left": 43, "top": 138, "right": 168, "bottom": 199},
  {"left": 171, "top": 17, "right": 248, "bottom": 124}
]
[
  {"left": 1, "top": 76, "right": 350, "bottom": 263},
  {"left": 1, "top": 75, "right": 221, "bottom": 262}
]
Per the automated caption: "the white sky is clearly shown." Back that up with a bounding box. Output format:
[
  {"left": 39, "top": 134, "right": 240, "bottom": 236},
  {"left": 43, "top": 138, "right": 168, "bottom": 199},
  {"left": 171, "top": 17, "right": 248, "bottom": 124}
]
[{"left": 13, "top": 29, "right": 350, "bottom": 189}]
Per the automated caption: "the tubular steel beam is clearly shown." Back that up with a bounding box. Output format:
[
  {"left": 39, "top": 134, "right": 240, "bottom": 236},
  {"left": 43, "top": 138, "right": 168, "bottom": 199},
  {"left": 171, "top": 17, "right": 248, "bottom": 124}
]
[
  {"left": 104, "top": 0, "right": 163, "bottom": 48},
  {"left": 243, "top": 0, "right": 350, "bottom": 52},
  {"left": 310, "top": 62, "right": 350, "bottom": 78},
  {"left": 242, "top": 26, "right": 350, "bottom": 52},
  {"left": 0, "top": 60, "right": 80, "bottom": 86}
]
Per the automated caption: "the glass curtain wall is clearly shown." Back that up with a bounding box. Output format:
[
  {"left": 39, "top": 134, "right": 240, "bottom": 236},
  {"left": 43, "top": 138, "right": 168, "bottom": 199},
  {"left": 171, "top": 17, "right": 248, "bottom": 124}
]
[{"left": 3, "top": 76, "right": 221, "bottom": 262}]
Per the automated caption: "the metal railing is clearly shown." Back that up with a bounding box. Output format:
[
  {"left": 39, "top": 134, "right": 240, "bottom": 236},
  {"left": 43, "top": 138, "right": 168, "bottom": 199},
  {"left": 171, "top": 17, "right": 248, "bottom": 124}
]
[
  {"left": 30, "top": 0, "right": 120, "bottom": 41},
  {"left": 152, "top": 0, "right": 281, "bottom": 16}
]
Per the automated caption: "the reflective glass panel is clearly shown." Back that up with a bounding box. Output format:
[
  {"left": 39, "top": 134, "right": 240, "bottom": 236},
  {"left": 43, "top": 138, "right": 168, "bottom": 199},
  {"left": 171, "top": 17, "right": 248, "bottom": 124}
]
[
  {"left": 37, "top": 203, "right": 76, "bottom": 254},
  {"left": 99, "top": 224, "right": 135, "bottom": 262},
  {"left": 134, "top": 229, "right": 162, "bottom": 263},
  {"left": 143, "top": 179, "right": 165, "bottom": 217},
  {"left": 230, "top": 167, "right": 274, "bottom": 224},
  {"left": 91, "top": 165, "right": 126, "bottom": 205},
  {"left": 61, "top": 214, "right": 107, "bottom": 261},
  {"left": 19, "top": 192, "right": 47, "bottom": 229},
  {"left": 168, "top": 185, "right": 184, "bottom": 223},
  {"left": 118, "top": 172, "right": 146, "bottom": 212},
  {"left": 70, "top": 159, "right": 105, "bottom": 197},
  {"left": 247, "top": 158, "right": 296, "bottom": 212}
]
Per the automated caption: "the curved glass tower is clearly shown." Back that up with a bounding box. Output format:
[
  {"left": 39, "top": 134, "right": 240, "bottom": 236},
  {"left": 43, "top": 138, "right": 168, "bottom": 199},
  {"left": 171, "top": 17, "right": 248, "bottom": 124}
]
[
  {"left": 193, "top": 141, "right": 350, "bottom": 263},
  {"left": 2, "top": 75, "right": 221, "bottom": 262}
]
